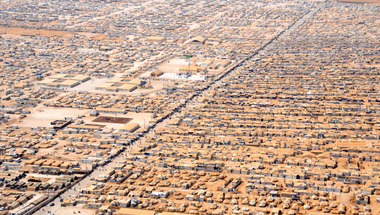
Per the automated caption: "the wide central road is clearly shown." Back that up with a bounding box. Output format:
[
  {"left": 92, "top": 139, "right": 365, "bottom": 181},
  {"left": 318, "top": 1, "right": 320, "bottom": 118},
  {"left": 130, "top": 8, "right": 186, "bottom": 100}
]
[{"left": 34, "top": 2, "right": 327, "bottom": 215}]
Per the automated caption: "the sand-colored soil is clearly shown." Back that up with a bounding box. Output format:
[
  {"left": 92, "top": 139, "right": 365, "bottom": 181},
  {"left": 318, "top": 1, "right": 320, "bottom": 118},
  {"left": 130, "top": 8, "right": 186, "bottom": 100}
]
[
  {"left": 16, "top": 108, "right": 92, "bottom": 128},
  {"left": 0, "top": 26, "right": 105, "bottom": 38},
  {"left": 0, "top": 27, "right": 71, "bottom": 37}
]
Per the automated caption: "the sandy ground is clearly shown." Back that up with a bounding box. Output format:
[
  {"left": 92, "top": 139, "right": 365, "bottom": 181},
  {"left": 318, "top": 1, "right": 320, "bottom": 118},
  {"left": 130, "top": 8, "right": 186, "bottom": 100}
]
[
  {"left": 0, "top": 27, "right": 102, "bottom": 38},
  {"left": 53, "top": 204, "right": 93, "bottom": 215},
  {"left": 158, "top": 64, "right": 181, "bottom": 73},
  {"left": 123, "top": 112, "right": 153, "bottom": 128},
  {"left": 169, "top": 59, "right": 189, "bottom": 65},
  {"left": 158, "top": 59, "right": 191, "bottom": 73},
  {"left": 189, "top": 23, "right": 200, "bottom": 31},
  {"left": 138, "top": 71, "right": 153, "bottom": 78},
  {"left": 68, "top": 78, "right": 109, "bottom": 92},
  {"left": 160, "top": 73, "right": 205, "bottom": 80},
  {"left": 0, "top": 27, "right": 70, "bottom": 37},
  {"left": 15, "top": 108, "right": 92, "bottom": 128}
]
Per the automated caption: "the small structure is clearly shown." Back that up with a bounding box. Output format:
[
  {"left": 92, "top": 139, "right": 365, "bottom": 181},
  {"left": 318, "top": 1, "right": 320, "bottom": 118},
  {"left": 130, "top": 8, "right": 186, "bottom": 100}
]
[
  {"left": 95, "top": 78, "right": 140, "bottom": 92},
  {"left": 90, "top": 111, "right": 99, "bottom": 117},
  {"left": 37, "top": 74, "right": 90, "bottom": 88},
  {"left": 147, "top": 36, "right": 165, "bottom": 42},
  {"left": 99, "top": 46, "right": 113, "bottom": 51},
  {"left": 188, "top": 36, "right": 206, "bottom": 45},
  {"left": 179, "top": 66, "right": 205, "bottom": 73},
  {"left": 120, "top": 123, "right": 140, "bottom": 133},
  {"left": 356, "top": 194, "right": 369, "bottom": 204},
  {"left": 151, "top": 69, "right": 163, "bottom": 77},
  {"left": 50, "top": 119, "right": 72, "bottom": 130}
]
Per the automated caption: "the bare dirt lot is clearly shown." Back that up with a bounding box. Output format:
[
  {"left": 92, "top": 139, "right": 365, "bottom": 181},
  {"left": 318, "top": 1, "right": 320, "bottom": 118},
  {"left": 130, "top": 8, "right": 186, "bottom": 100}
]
[
  {"left": 157, "top": 58, "right": 187, "bottom": 73},
  {"left": 0, "top": 26, "right": 70, "bottom": 37},
  {"left": 0, "top": 27, "right": 103, "bottom": 37},
  {"left": 54, "top": 205, "right": 94, "bottom": 215},
  {"left": 92, "top": 116, "right": 133, "bottom": 124},
  {"left": 15, "top": 108, "right": 92, "bottom": 128}
]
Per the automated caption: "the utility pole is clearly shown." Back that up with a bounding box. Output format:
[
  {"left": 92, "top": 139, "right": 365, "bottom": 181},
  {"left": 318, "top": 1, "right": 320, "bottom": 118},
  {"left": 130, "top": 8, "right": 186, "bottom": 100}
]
[{"left": 184, "top": 54, "right": 192, "bottom": 75}]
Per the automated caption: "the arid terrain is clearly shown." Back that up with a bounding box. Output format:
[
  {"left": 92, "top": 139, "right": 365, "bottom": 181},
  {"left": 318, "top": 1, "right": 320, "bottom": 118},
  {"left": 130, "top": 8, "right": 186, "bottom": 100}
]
[{"left": 0, "top": 0, "right": 378, "bottom": 215}]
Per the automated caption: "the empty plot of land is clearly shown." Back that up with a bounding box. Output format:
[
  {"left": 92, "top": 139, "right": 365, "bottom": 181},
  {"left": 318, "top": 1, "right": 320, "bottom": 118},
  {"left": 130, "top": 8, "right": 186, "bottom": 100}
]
[
  {"left": 93, "top": 116, "right": 133, "bottom": 124},
  {"left": 160, "top": 73, "right": 205, "bottom": 80},
  {"left": 0, "top": 27, "right": 103, "bottom": 38},
  {"left": 16, "top": 108, "right": 91, "bottom": 128},
  {"left": 0, "top": 27, "right": 70, "bottom": 36},
  {"left": 158, "top": 61, "right": 183, "bottom": 73},
  {"left": 169, "top": 59, "right": 189, "bottom": 65},
  {"left": 54, "top": 205, "right": 94, "bottom": 215}
]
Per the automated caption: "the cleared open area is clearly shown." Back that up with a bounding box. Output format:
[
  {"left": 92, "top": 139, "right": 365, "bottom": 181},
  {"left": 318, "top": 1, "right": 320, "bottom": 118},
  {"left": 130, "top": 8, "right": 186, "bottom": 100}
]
[
  {"left": 16, "top": 108, "right": 91, "bottom": 128},
  {"left": 92, "top": 116, "right": 133, "bottom": 124}
]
